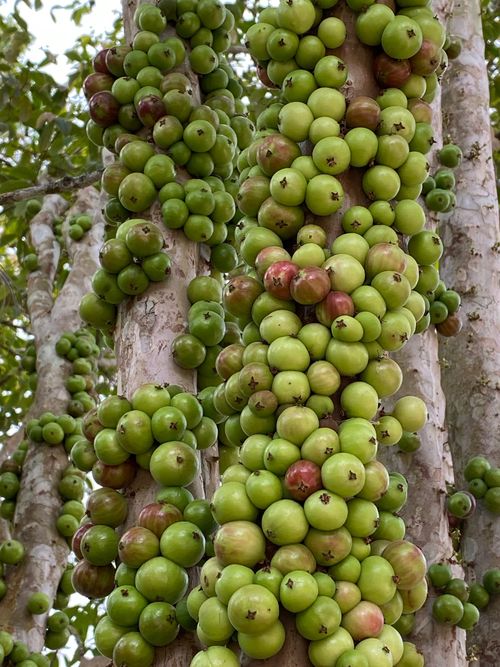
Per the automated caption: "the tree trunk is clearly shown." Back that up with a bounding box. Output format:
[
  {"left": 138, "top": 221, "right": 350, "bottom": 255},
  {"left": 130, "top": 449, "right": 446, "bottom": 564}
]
[
  {"left": 0, "top": 188, "right": 103, "bottom": 649},
  {"left": 439, "top": 0, "right": 500, "bottom": 663},
  {"left": 378, "top": 0, "right": 466, "bottom": 659},
  {"left": 115, "top": 3, "right": 208, "bottom": 663}
]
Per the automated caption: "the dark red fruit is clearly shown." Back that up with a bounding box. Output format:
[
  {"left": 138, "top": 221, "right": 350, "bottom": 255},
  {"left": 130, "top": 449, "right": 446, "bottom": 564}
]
[
  {"left": 72, "top": 522, "right": 94, "bottom": 560},
  {"left": 93, "top": 48, "right": 111, "bottom": 74},
  {"left": 89, "top": 91, "right": 120, "bottom": 128},
  {"left": 263, "top": 261, "right": 300, "bottom": 301},
  {"left": 373, "top": 54, "right": 412, "bottom": 87},
  {"left": 83, "top": 73, "right": 114, "bottom": 100},
  {"left": 284, "top": 460, "right": 322, "bottom": 501},
  {"left": 136, "top": 95, "right": 166, "bottom": 128}
]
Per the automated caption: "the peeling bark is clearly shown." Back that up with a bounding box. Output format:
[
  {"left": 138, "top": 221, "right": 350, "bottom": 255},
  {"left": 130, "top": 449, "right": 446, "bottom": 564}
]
[
  {"left": 439, "top": 0, "right": 500, "bottom": 663},
  {"left": 0, "top": 188, "right": 104, "bottom": 649}
]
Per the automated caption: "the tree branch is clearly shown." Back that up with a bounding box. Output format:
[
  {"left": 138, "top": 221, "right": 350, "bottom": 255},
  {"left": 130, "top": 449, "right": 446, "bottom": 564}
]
[
  {"left": 227, "top": 45, "right": 249, "bottom": 55},
  {"left": 27, "top": 195, "right": 67, "bottom": 334},
  {"left": 0, "top": 170, "right": 103, "bottom": 207}
]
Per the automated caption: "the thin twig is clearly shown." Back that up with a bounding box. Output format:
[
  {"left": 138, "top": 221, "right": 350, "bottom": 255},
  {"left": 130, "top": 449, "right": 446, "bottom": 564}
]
[{"left": 0, "top": 169, "right": 103, "bottom": 207}]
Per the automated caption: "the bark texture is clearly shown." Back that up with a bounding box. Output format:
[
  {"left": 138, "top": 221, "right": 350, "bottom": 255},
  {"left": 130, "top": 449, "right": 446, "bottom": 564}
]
[
  {"left": 378, "top": 0, "right": 467, "bottom": 660},
  {"left": 0, "top": 188, "right": 103, "bottom": 649},
  {"left": 439, "top": 0, "right": 500, "bottom": 663}
]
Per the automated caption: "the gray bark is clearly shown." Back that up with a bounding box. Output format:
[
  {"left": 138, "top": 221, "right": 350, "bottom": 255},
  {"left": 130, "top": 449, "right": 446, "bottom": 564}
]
[{"left": 439, "top": 0, "right": 500, "bottom": 663}]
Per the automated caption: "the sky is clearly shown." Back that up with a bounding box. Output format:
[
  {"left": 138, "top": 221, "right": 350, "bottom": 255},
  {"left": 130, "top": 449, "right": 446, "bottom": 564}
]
[{"left": 3, "top": 0, "right": 121, "bottom": 81}]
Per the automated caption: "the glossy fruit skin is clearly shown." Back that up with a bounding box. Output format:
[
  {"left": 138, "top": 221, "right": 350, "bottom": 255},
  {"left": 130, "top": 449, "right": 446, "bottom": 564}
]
[
  {"left": 432, "top": 594, "right": 464, "bottom": 625},
  {"left": 71, "top": 560, "right": 115, "bottom": 599}
]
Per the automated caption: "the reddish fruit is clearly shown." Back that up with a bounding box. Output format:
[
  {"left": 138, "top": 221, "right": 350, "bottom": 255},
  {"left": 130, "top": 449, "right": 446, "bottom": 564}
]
[
  {"left": 257, "top": 64, "right": 277, "bottom": 88},
  {"left": 436, "top": 314, "right": 462, "bottom": 337},
  {"left": 93, "top": 49, "right": 111, "bottom": 74},
  {"left": 341, "top": 601, "right": 385, "bottom": 640},
  {"left": 136, "top": 95, "right": 166, "bottom": 128},
  {"left": 345, "top": 96, "right": 381, "bottom": 131},
  {"left": 315, "top": 291, "right": 355, "bottom": 327},
  {"left": 118, "top": 527, "right": 160, "bottom": 568},
  {"left": 382, "top": 540, "right": 427, "bottom": 590},
  {"left": 290, "top": 267, "right": 330, "bottom": 306},
  {"left": 92, "top": 460, "right": 137, "bottom": 489},
  {"left": 83, "top": 73, "right": 114, "bottom": 100},
  {"left": 88, "top": 91, "right": 120, "bottom": 127},
  {"left": 138, "top": 502, "right": 183, "bottom": 537},
  {"left": 72, "top": 522, "right": 94, "bottom": 560},
  {"left": 255, "top": 246, "right": 292, "bottom": 279},
  {"left": 223, "top": 275, "right": 263, "bottom": 320},
  {"left": 410, "top": 40, "right": 441, "bottom": 76},
  {"left": 264, "top": 261, "right": 300, "bottom": 301},
  {"left": 256, "top": 133, "right": 302, "bottom": 177},
  {"left": 71, "top": 559, "right": 115, "bottom": 598},
  {"left": 284, "top": 460, "right": 322, "bottom": 501},
  {"left": 373, "top": 54, "right": 412, "bottom": 87}
]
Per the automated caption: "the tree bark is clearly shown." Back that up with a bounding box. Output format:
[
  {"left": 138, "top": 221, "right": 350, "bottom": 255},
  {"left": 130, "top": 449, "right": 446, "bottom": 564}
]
[
  {"left": 439, "top": 0, "right": 500, "bottom": 663},
  {"left": 0, "top": 188, "right": 104, "bottom": 649},
  {"left": 377, "top": 1, "right": 467, "bottom": 660}
]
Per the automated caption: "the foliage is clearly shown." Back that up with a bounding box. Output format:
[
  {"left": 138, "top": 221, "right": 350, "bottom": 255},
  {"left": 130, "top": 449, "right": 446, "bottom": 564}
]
[{"left": 0, "top": 1, "right": 121, "bottom": 438}]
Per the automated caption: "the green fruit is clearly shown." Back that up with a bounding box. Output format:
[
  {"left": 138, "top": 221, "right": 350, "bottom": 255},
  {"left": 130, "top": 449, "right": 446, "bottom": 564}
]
[
  {"left": 483, "top": 568, "right": 500, "bottom": 595},
  {"left": 444, "top": 578, "right": 469, "bottom": 603},
  {"left": 432, "top": 594, "right": 464, "bottom": 625},
  {"left": 428, "top": 563, "right": 452, "bottom": 589},
  {"left": 27, "top": 592, "right": 51, "bottom": 614},
  {"left": 438, "top": 143, "right": 462, "bottom": 168}
]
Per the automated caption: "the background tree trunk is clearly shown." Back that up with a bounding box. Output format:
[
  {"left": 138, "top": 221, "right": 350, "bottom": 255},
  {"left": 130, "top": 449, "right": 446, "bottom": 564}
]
[
  {"left": 439, "top": 0, "right": 500, "bottom": 663},
  {"left": 0, "top": 188, "right": 104, "bottom": 649}
]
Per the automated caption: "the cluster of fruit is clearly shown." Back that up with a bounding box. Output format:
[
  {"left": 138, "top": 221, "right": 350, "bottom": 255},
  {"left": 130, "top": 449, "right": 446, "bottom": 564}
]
[
  {"left": 78, "top": 0, "right": 266, "bottom": 337},
  {"left": 91, "top": 216, "right": 172, "bottom": 307},
  {"left": 0, "top": 630, "right": 51, "bottom": 667},
  {"left": 54, "top": 328, "right": 101, "bottom": 416},
  {"left": 83, "top": 1, "right": 249, "bottom": 207},
  {"left": 58, "top": 0, "right": 468, "bottom": 663},
  {"left": 26, "top": 411, "right": 81, "bottom": 449},
  {"left": 422, "top": 143, "right": 462, "bottom": 213},
  {"left": 55, "top": 463, "right": 88, "bottom": 541},
  {"left": 428, "top": 562, "right": 500, "bottom": 631},
  {"left": 161, "top": 177, "right": 238, "bottom": 253},
  {"left": 427, "top": 280, "right": 462, "bottom": 338},
  {"left": 464, "top": 456, "right": 499, "bottom": 514},
  {"left": 0, "top": 444, "right": 26, "bottom": 523},
  {"left": 60, "top": 383, "right": 229, "bottom": 662},
  {"left": 446, "top": 456, "right": 500, "bottom": 521},
  {"left": 67, "top": 212, "right": 93, "bottom": 241},
  {"left": 170, "top": 276, "right": 236, "bottom": 381}
]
